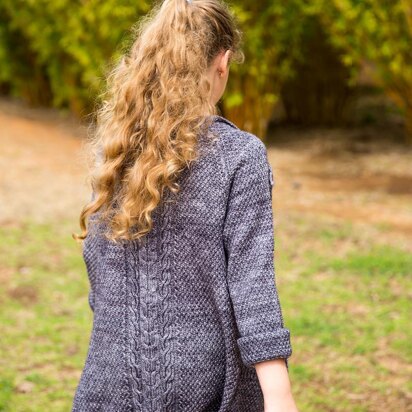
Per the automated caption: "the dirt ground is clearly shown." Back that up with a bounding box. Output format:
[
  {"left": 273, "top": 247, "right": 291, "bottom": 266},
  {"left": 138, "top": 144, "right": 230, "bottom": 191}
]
[
  {"left": 1, "top": 97, "right": 411, "bottom": 248},
  {"left": 266, "top": 126, "right": 412, "bottom": 250},
  {"left": 0, "top": 99, "right": 90, "bottom": 226}
]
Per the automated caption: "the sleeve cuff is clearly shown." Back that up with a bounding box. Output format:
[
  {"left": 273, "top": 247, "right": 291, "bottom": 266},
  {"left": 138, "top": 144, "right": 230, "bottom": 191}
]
[{"left": 237, "top": 328, "right": 292, "bottom": 367}]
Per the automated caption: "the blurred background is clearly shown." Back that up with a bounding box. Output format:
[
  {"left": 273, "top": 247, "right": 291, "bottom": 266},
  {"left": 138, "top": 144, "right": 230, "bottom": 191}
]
[{"left": 0, "top": 1, "right": 411, "bottom": 411}]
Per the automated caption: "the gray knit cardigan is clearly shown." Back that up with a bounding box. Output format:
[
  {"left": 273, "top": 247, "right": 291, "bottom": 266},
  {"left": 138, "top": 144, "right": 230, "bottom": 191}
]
[{"left": 71, "top": 115, "right": 293, "bottom": 412}]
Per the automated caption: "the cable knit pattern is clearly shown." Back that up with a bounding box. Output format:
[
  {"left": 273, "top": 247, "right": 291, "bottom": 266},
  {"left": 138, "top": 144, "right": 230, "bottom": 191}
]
[
  {"left": 71, "top": 115, "right": 293, "bottom": 411},
  {"left": 127, "top": 238, "right": 143, "bottom": 407}
]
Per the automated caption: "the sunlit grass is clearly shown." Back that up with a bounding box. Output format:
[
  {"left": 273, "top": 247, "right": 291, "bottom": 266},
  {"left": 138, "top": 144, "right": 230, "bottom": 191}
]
[
  {"left": 328, "top": 246, "right": 412, "bottom": 276},
  {"left": 0, "top": 220, "right": 91, "bottom": 412},
  {"left": 0, "top": 215, "right": 411, "bottom": 411},
  {"left": 278, "top": 215, "right": 412, "bottom": 411}
]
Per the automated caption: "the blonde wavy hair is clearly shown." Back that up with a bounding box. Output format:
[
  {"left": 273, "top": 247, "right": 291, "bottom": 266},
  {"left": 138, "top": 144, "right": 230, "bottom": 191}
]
[{"left": 73, "top": 0, "right": 244, "bottom": 243}]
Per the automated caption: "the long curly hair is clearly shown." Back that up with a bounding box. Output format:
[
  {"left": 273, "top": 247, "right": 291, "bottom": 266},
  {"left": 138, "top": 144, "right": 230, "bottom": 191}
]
[{"left": 73, "top": 0, "right": 244, "bottom": 243}]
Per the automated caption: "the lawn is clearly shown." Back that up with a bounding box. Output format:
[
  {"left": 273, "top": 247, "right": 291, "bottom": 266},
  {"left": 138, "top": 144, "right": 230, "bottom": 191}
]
[{"left": 0, "top": 213, "right": 410, "bottom": 411}]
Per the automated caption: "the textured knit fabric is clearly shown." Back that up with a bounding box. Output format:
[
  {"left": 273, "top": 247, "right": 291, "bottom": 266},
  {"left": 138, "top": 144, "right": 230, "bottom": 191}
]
[{"left": 71, "top": 115, "right": 293, "bottom": 412}]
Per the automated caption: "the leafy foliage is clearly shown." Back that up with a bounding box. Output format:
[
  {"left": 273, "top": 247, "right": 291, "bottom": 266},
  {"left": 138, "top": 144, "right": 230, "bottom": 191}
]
[
  {"left": 0, "top": 0, "right": 150, "bottom": 115},
  {"left": 0, "top": 0, "right": 411, "bottom": 138},
  {"left": 319, "top": 0, "right": 412, "bottom": 137},
  {"left": 223, "top": 0, "right": 307, "bottom": 135}
]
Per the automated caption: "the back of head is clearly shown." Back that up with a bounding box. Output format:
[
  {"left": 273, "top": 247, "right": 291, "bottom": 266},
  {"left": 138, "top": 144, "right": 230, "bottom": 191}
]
[{"left": 75, "top": 0, "right": 244, "bottom": 243}]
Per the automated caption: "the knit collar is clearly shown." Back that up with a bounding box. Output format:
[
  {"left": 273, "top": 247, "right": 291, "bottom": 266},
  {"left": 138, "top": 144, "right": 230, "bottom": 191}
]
[{"left": 209, "top": 115, "right": 239, "bottom": 130}]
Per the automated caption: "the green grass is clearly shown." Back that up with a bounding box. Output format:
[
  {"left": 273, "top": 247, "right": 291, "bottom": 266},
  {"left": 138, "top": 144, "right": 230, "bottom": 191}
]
[
  {"left": 0, "top": 220, "right": 92, "bottom": 412},
  {"left": 0, "top": 216, "right": 411, "bottom": 411},
  {"left": 328, "top": 245, "right": 412, "bottom": 276},
  {"left": 278, "top": 216, "right": 412, "bottom": 411}
]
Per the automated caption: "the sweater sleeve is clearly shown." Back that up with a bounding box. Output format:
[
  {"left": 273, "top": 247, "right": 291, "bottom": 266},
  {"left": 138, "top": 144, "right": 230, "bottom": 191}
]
[
  {"left": 82, "top": 229, "right": 98, "bottom": 313},
  {"left": 82, "top": 148, "right": 102, "bottom": 313},
  {"left": 82, "top": 193, "right": 98, "bottom": 313},
  {"left": 82, "top": 247, "right": 95, "bottom": 312},
  {"left": 222, "top": 134, "right": 292, "bottom": 369}
]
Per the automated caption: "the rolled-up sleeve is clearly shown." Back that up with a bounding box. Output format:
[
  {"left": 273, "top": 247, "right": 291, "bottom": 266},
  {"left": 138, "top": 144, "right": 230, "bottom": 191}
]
[{"left": 222, "top": 134, "right": 292, "bottom": 369}]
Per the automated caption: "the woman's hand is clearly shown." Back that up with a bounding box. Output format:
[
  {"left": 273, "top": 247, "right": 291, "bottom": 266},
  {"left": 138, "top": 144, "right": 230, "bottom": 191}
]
[{"left": 254, "top": 358, "right": 299, "bottom": 412}]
